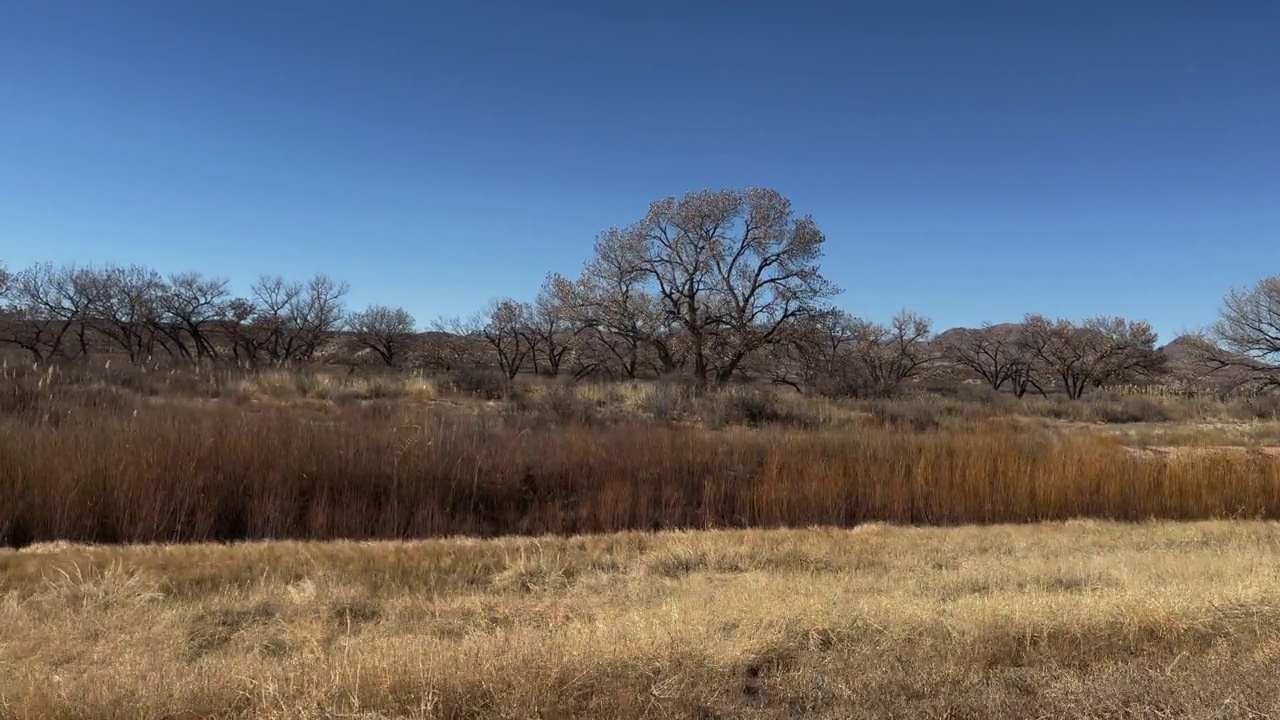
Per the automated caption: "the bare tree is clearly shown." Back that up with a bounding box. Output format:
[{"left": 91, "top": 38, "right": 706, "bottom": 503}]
[
  {"left": 840, "top": 310, "right": 938, "bottom": 398},
  {"left": 419, "top": 318, "right": 484, "bottom": 374},
  {"left": 347, "top": 304, "right": 416, "bottom": 367},
  {"left": 475, "top": 299, "right": 535, "bottom": 380},
  {"left": 1018, "top": 314, "right": 1162, "bottom": 399},
  {"left": 593, "top": 188, "right": 839, "bottom": 390},
  {"left": 220, "top": 296, "right": 264, "bottom": 367},
  {"left": 526, "top": 274, "right": 586, "bottom": 377},
  {"left": 758, "top": 310, "right": 936, "bottom": 398},
  {"left": 755, "top": 308, "right": 857, "bottom": 394},
  {"left": 81, "top": 265, "right": 169, "bottom": 363},
  {"left": 940, "top": 324, "right": 1039, "bottom": 394},
  {"left": 242, "top": 273, "right": 349, "bottom": 365},
  {"left": 291, "top": 274, "right": 349, "bottom": 361},
  {"left": 1007, "top": 347, "right": 1046, "bottom": 399},
  {"left": 1086, "top": 315, "right": 1165, "bottom": 387},
  {"left": 0, "top": 264, "right": 30, "bottom": 359},
  {"left": 0, "top": 262, "right": 15, "bottom": 342},
  {"left": 573, "top": 228, "right": 683, "bottom": 378},
  {"left": 158, "top": 272, "right": 231, "bottom": 363},
  {"left": 249, "top": 276, "right": 304, "bottom": 364},
  {"left": 1018, "top": 316, "right": 1090, "bottom": 399},
  {"left": 1206, "top": 276, "right": 1280, "bottom": 390},
  {"left": 0, "top": 263, "right": 99, "bottom": 363}
]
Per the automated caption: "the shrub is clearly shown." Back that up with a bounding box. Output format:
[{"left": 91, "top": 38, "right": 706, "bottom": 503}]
[
  {"left": 861, "top": 399, "right": 946, "bottom": 432},
  {"left": 509, "top": 382, "right": 597, "bottom": 425},
  {"left": 1092, "top": 396, "right": 1182, "bottom": 424},
  {"left": 449, "top": 368, "right": 511, "bottom": 400},
  {"left": 1236, "top": 394, "right": 1280, "bottom": 421}
]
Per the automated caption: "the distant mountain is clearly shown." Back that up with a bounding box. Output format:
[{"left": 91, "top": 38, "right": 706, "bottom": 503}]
[
  {"left": 932, "top": 323, "right": 1021, "bottom": 347},
  {"left": 1156, "top": 334, "right": 1273, "bottom": 390}
]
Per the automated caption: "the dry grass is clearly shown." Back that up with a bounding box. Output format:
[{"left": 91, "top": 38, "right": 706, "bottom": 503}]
[
  {"left": 7, "top": 365, "right": 1280, "bottom": 716},
  {"left": 1086, "top": 419, "right": 1280, "bottom": 448},
  {"left": 8, "top": 397, "right": 1280, "bottom": 546},
  {"left": 232, "top": 370, "right": 440, "bottom": 403},
  {"left": 3, "top": 521, "right": 1280, "bottom": 719}
]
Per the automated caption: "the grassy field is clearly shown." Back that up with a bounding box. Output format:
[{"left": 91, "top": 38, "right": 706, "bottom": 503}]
[{"left": 4, "top": 521, "right": 1280, "bottom": 719}]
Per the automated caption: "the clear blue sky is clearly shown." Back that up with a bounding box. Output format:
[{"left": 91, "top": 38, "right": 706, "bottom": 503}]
[{"left": 2, "top": 1, "right": 1277, "bottom": 342}]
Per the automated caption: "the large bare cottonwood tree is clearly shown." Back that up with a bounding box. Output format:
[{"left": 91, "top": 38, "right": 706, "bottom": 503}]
[{"left": 591, "top": 187, "right": 839, "bottom": 389}]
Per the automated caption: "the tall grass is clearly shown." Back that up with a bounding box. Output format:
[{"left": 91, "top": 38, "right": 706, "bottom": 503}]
[{"left": 4, "top": 396, "right": 1280, "bottom": 547}]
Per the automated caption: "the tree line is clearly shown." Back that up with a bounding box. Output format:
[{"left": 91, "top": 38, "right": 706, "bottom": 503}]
[{"left": 2, "top": 187, "right": 1278, "bottom": 398}]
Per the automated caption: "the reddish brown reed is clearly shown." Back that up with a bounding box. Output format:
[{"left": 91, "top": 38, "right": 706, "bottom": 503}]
[{"left": 4, "top": 399, "right": 1280, "bottom": 547}]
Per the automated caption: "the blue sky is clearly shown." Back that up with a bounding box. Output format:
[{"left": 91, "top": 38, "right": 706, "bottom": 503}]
[{"left": 1, "top": 0, "right": 1277, "bottom": 342}]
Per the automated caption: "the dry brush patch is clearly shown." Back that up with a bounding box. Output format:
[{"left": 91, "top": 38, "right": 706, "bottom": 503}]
[
  {"left": 3, "top": 522, "right": 1280, "bottom": 719},
  {"left": 6, "top": 400, "right": 1280, "bottom": 547}
]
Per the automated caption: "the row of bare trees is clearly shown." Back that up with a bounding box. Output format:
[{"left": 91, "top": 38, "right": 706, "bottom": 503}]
[
  {"left": 937, "top": 317, "right": 1164, "bottom": 399},
  {"left": 425, "top": 188, "right": 1166, "bottom": 397},
  {"left": 10, "top": 185, "right": 1279, "bottom": 397},
  {"left": 0, "top": 263, "right": 357, "bottom": 367}
]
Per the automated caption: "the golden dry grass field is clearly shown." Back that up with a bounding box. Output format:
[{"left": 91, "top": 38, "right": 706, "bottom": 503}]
[{"left": 4, "top": 521, "right": 1280, "bottom": 719}]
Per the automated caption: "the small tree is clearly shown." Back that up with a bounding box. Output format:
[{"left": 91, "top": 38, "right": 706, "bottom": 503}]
[
  {"left": 221, "top": 297, "right": 265, "bottom": 367},
  {"left": 83, "top": 264, "right": 168, "bottom": 363},
  {"left": 0, "top": 263, "right": 98, "bottom": 362},
  {"left": 243, "top": 273, "right": 349, "bottom": 365},
  {"left": 158, "top": 272, "right": 231, "bottom": 363},
  {"left": 476, "top": 298, "right": 535, "bottom": 380},
  {"left": 420, "top": 320, "right": 483, "bottom": 374},
  {"left": 527, "top": 274, "right": 584, "bottom": 377},
  {"left": 758, "top": 308, "right": 857, "bottom": 394},
  {"left": 941, "top": 325, "right": 1016, "bottom": 391},
  {"left": 347, "top": 304, "right": 416, "bottom": 367},
  {"left": 940, "top": 323, "right": 1044, "bottom": 396},
  {"left": 249, "top": 276, "right": 304, "bottom": 364},
  {"left": 840, "top": 310, "right": 938, "bottom": 398},
  {"left": 292, "top": 274, "right": 349, "bottom": 361}
]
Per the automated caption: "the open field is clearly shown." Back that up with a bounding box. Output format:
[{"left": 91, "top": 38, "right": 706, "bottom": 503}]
[{"left": 4, "top": 521, "right": 1280, "bottom": 719}]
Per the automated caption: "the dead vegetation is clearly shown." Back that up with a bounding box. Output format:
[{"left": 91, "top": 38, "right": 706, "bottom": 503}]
[
  {"left": 5, "top": 358, "right": 1280, "bottom": 717},
  {"left": 7, "top": 364, "right": 1280, "bottom": 548},
  {"left": 4, "top": 521, "right": 1280, "bottom": 719}
]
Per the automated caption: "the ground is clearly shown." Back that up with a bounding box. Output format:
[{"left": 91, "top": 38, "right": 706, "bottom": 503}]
[{"left": 4, "top": 521, "right": 1280, "bottom": 719}]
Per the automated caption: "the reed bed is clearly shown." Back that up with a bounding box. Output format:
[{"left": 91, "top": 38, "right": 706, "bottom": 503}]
[{"left": 3, "top": 399, "right": 1280, "bottom": 547}]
